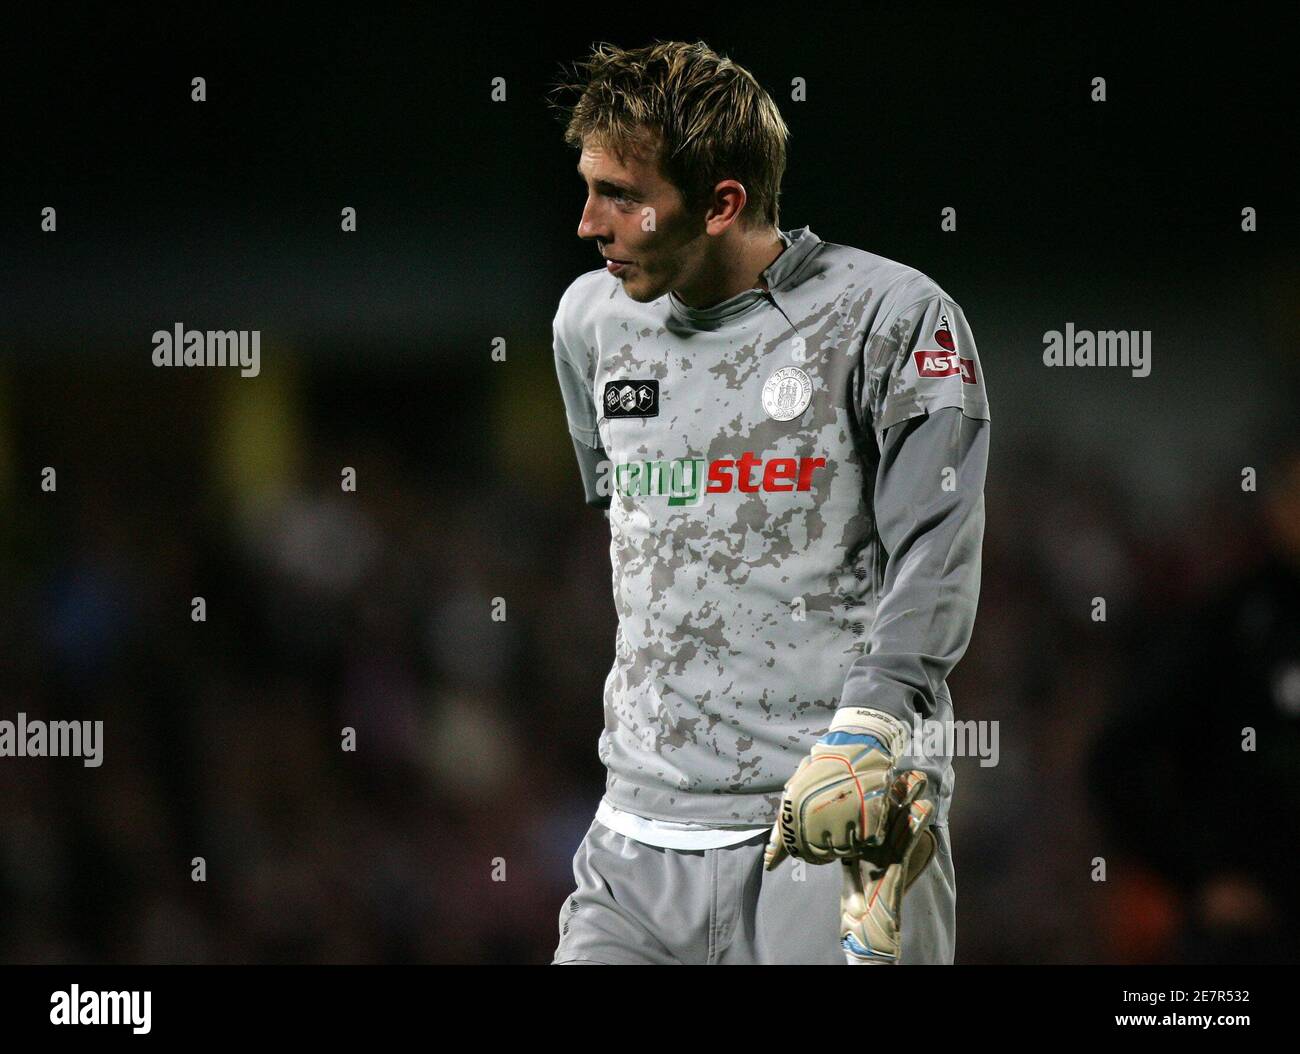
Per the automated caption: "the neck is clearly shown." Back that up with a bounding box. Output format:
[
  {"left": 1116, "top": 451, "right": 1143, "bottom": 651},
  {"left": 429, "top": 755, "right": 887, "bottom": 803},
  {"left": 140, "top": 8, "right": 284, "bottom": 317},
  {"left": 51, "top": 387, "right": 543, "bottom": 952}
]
[{"left": 673, "top": 228, "right": 785, "bottom": 309}]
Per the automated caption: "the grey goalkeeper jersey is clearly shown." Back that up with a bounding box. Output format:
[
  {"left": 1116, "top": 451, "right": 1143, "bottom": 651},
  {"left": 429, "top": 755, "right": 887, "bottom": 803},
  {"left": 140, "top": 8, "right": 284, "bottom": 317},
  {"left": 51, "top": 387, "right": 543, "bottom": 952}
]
[{"left": 552, "top": 226, "right": 990, "bottom": 826}]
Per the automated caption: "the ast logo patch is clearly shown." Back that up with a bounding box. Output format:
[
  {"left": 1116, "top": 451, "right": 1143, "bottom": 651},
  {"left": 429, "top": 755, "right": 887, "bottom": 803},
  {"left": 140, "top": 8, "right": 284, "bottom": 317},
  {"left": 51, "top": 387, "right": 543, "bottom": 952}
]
[
  {"left": 603, "top": 379, "right": 659, "bottom": 419},
  {"left": 913, "top": 350, "right": 978, "bottom": 384}
]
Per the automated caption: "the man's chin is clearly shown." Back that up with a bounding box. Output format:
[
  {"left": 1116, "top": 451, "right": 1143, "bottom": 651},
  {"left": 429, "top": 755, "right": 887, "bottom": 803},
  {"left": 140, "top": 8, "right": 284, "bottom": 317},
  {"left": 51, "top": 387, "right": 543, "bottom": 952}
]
[{"left": 619, "top": 276, "right": 667, "bottom": 304}]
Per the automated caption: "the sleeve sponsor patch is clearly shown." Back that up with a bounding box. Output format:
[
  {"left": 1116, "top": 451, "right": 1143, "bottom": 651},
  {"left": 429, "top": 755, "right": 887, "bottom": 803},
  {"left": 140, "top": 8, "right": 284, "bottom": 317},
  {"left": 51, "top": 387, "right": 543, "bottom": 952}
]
[
  {"left": 603, "top": 379, "right": 660, "bottom": 418},
  {"left": 912, "top": 349, "right": 978, "bottom": 384}
]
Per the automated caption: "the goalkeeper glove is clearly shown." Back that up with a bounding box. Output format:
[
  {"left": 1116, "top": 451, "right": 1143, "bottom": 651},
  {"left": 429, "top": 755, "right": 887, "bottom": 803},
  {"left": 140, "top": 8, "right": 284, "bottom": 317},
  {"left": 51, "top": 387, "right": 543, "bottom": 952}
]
[
  {"left": 839, "top": 768, "right": 936, "bottom": 964},
  {"left": 764, "top": 706, "right": 919, "bottom": 867}
]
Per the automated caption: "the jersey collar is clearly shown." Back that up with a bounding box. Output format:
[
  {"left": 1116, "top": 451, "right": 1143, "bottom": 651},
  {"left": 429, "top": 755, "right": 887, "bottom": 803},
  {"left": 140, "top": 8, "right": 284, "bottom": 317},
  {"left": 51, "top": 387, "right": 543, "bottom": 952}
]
[{"left": 665, "top": 226, "right": 822, "bottom": 329}]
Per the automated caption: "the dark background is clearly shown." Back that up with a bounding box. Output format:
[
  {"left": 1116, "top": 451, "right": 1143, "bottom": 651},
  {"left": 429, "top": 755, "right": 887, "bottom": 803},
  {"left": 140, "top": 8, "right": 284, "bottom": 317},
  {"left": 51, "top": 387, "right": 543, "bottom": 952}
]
[{"left": 1, "top": 5, "right": 1296, "bottom": 963}]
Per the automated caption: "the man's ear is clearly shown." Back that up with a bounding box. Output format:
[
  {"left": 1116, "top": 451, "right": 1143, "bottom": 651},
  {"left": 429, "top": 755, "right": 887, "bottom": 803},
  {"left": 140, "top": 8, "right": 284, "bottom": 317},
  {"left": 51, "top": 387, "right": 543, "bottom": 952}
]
[{"left": 705, "top": 179, "right": 748, "bottom": 235}]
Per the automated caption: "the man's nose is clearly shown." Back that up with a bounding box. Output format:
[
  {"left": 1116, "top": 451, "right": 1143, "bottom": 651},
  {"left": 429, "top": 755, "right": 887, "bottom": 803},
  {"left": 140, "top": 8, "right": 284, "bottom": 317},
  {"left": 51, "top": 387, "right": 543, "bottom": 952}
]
[{"left": 577, "top": 195, "right": 607, "bottom": 241}]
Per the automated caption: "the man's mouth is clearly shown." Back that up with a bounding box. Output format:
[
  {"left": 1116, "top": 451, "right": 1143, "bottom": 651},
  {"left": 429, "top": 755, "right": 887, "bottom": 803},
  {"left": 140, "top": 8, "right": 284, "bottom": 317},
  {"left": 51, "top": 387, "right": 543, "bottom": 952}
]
[{"left": 605, "top": 257, "right": 633, "bottom": 276}]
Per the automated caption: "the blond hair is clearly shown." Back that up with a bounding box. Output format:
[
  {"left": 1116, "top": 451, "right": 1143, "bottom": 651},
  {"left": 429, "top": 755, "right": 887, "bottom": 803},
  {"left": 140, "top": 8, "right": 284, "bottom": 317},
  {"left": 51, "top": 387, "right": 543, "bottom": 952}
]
[{"left": 552, "top": 40, "right": 789, "bottom": 229}]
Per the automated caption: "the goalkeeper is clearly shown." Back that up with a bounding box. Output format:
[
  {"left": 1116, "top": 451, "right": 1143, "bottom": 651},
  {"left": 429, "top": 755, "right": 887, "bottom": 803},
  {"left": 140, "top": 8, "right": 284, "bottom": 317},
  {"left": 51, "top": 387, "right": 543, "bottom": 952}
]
[{"left": 549, "top": 40, "right": 988, "bottom": 964}]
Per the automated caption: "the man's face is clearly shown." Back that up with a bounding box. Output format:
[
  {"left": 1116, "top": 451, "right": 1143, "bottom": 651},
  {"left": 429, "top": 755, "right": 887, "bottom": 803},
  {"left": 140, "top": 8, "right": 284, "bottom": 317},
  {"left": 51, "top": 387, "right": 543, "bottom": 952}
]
[{"left": 575, "top": 136, "right": 705, "bottom": 303}]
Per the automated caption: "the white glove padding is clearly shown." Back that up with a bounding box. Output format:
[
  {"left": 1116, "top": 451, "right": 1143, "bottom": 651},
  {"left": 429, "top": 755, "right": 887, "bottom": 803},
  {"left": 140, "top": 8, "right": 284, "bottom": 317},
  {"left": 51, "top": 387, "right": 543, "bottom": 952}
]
[
  {"left": 839, "top": 768, "right": 937, "bottom": 964},
  {"left": 764, "top": 707, "right": 916, "bottom": 869}
]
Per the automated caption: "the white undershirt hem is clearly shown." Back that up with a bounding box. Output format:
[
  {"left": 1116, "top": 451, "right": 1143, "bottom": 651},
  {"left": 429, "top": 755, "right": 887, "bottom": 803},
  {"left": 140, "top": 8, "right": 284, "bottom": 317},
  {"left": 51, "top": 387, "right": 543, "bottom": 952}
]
[{"left": 595, "top": 799, "right": 771, "bottom": 850}]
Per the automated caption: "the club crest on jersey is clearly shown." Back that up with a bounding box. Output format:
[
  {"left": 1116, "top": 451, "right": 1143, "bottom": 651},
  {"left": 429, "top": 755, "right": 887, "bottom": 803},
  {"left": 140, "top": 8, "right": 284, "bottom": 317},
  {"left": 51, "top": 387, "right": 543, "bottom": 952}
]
[
  {"left": 603, "top": 379, "right": 659, "bottom": 419},
  {"left": 935, "top": 312, "right": 956, "bottom": 352},
  {"left": 762, "top": 366, "right": 813, "bottom": 421}
]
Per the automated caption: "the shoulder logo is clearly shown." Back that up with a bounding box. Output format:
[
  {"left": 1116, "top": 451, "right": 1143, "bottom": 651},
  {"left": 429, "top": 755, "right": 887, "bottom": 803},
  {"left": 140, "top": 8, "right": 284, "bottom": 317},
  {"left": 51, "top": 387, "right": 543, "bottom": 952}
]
[
  {"left": 603, "top": 379, "right": 659, "bottom": 418},
  {"left": 935, "top": 312, "right": 956, "bottom": 351},
  {"left": 762, "top": 366, "right": 813, "bottom": 421},
  {"left": 913, "top": 350, "right": 978, "bottom": 384}
]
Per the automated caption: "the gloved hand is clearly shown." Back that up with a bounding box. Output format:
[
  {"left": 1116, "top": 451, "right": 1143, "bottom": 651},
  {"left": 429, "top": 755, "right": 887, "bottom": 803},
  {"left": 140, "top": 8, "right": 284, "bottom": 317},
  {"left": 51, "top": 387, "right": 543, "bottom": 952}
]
[
  {"left": 839, "top": 768, "right": 937, "bottom": 964},
  {"left": 764, "top": 706, "right": 917, "bottom": 868}
]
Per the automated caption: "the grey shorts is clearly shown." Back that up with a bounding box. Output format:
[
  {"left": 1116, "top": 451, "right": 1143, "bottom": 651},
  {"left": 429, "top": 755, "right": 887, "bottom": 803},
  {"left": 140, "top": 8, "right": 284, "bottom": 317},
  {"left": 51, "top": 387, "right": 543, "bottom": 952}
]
[{"left": 553, "top": 818, "right": 956, "bottom": 965}]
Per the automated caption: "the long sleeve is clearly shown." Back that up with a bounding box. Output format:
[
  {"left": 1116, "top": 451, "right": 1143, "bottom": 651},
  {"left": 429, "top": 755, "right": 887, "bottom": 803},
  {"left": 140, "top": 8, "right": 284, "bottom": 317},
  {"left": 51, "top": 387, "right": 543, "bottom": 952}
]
[
  {"left": 839, "top": 405, "right": 989, "bottom": 725},
  {"left": 553, "top": 287, "right": 611, "bottom": 510},
  {"left": 569, "top": 432, "right": 612, "bottom": 510}
]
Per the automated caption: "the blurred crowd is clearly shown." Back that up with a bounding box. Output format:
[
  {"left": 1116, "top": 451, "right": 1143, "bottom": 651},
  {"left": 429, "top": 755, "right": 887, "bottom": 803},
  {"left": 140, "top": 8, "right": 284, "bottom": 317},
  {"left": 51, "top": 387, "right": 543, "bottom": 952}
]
[{"left": 0, "top": 357, "right": 1296, "bottom": 964}]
